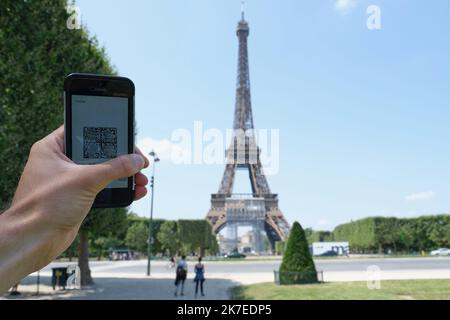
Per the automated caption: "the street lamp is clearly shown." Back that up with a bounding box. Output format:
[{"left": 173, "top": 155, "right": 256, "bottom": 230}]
[{"left": 147, "top": 150, "right": 160, "bottom": 276}]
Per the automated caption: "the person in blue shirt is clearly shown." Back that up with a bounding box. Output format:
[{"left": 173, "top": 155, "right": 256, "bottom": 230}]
[{"left": 193, "top": 257, "right": 205, "bottom": 297}]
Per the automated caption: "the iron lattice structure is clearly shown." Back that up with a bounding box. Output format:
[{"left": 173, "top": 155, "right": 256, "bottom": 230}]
[{"left": 206, "top": 12, "right": 290, "bottom": 249}]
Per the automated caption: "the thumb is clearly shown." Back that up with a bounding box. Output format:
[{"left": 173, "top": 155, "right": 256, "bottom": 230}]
[{"left": 84, "top": 154, "right": 146, "bottom": 190}]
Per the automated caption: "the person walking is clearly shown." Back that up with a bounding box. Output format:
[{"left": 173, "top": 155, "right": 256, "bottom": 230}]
[
  {"left": 193, "top": 257, "right": 205, "bottom": 297},
  {"left": 168, "top": 256, "right": 175, "bottom": 269},
  {"left": 174, "top": 255, "right": 187, "bottom": 296}
]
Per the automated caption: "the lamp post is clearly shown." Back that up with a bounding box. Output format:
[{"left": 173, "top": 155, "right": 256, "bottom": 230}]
[{"left": 147, "top": 150, "right": 160, "bottom": 276}]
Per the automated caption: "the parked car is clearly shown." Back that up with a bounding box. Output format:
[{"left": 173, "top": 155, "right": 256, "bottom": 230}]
[
  {"left": 224, "top": 252, "right": 246, "bottom": 259},
  {"left": 430, "top": 248, "right": 450, "bottom": 256},
  {"left": 319, "top": 250, "right": 338, "bottom": 257}
]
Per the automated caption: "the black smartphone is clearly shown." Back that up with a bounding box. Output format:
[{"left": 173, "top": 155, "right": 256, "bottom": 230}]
[{"left": 64, "top": 73, "right": 135, "bottom": 208}]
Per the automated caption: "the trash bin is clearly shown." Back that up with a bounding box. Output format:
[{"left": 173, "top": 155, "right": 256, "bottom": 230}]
[{"left": 51, "top": 267, "right": 68, "bottom": 290}]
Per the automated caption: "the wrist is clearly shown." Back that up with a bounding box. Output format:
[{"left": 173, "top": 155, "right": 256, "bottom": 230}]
[{"left": 0, "top": 205, "right": 75, "bottom": 292}]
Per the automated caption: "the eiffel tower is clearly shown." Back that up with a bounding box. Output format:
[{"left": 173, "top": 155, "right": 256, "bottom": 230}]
[{"left": 206, "top": 7, "right": 290, "bottom": 252}]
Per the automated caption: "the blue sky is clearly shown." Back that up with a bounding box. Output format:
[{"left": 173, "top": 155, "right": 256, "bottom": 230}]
[{"left": 76, "top": 0, "right": 450, "bottom": 230}]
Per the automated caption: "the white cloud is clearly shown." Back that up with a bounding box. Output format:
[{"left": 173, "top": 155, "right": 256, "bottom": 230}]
[
  {"left": 136, "top": 136, "right": 189, "bottom": 162},
  {"left": 404, "top": 191, "right": 436, "bottom": 202},
  {"left": 335, "top": 0, "right": 358, "bottom": 14}
]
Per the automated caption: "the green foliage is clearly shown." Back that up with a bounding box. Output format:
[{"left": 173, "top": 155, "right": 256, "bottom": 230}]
[
  {"left": 275, "top": 241, "right": 286, "bottom": 255},
  {"left": 307, "top": 230, "right": 334, "bottom": 244},
  {"left": 279, "top": 222, "right": 318, "bottom": 284},
  {"left": 333, "top": 215, "right": 450, "bottom": 253},
  {"left": 156, "top": 219, "right": 218, "bottom": 256},
  {"left": 396, "top": 222, "right": 416, "bottom": 251},
  {"left": 231, "top": 279, "right": 450, "bottom": 300},
  {"left": 127, "top": 212, "right": 148, "bottom": 226},
  {"left": 75, "top": 207, "right": 128, "bottom": 267},
  {"left": 0, "top": 0, "right": 115, "bottom": 209},
  {"left": 81, "top": 208, "right": 128, "bottom": 240},
  {"left": 429, "top": 217, "right": 450, "bottom": 247},
  {"left": 125, "top": 222, "right": 148, "bottom": 254},
  {"left": 59, "top": 212, "right": 220, "bottom": 258},
  {"left": 158, "top": 220, "right": 179, "bottom": 256},
  {"left": 149, "top": 218, "right": 166, "bottom": 254},
  {"left": 93, "top": 236, "right": 123, "bottom": 259},
  {"left": 125, "top": 213, "right": 165, "bottom": 254},
  {"left": 177, "top": 219, "right": 218, "bottom": 255},
  {"left": 333, "top": 218, "right": 377, "bottom": 252},
  {"left": 0, "top": 0, "right": 125, "bottom": 284},
  {"left": 374, "top": 217, "right": 399, "bottom": 253}
]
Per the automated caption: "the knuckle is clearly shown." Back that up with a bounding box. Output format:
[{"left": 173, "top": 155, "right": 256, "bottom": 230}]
[{"left": 30, "top": 140, "right": 43, "bottom": 155}]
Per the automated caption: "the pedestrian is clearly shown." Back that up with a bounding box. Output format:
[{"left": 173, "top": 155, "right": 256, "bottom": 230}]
[
  {"left": 193, "top": 257, "right": 205, "bottom": 297},
  {"left": 174, "top": 255, "right": 187, "bottom": 296},
  {"left": 168, "top": 256, "right": 175, "bottom": 269}
]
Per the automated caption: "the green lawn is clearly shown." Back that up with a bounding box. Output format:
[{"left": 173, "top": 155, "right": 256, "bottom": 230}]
[{"left": 231, "top": 279, "right": 450, "bottom": 300}]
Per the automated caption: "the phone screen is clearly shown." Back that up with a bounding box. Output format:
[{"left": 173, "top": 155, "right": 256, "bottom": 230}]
[{"left": 71, "top": 94, "right": 129, "bottom": 189}]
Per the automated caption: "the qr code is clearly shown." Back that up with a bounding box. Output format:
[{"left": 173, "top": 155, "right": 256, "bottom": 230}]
[{"left": 83, "top": 127, "right": 117, "bottom": 159}]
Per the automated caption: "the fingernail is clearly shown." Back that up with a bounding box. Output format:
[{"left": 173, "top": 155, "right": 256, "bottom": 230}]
[{"left": 131, "top": 154, "right": 145, "bottom": 170}]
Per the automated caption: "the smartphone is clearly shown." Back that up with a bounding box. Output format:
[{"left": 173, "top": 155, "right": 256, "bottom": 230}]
[{"left": 64, "top": 73, "right": 135, "bottom": 208}]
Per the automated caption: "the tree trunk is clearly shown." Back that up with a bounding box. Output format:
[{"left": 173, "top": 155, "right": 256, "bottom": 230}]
[{"left": 78, "top": 230, "right": 94, "bottom": 286}]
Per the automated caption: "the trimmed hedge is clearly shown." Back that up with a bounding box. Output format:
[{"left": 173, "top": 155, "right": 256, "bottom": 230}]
[
  {"left": 279, "top": 222, "right": 318, "bottom": 284},
  {"left": 177, "top": 220, "right": 218, "bottom": 255},
  {"left": 333, "top": 215, "right": 450, "bottom": 253}
]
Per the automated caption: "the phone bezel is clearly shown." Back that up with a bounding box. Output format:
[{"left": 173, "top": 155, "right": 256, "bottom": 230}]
[{"left": 64, "top": 73, "right": 135, "bottom": 208}]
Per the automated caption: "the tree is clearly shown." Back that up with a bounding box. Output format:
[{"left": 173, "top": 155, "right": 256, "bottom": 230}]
[
  {"left": 93, "top": 236, "right": 123, "bottom": 260},
  {"left": 279, "top": 221, "right": 318, "bottom": 284},
  {"left": 157, "top": 221, "right": 179, "bottom": 256},
  {"left": 396, "top": 222, "right": 416, "bottom": 253},
  {"left": 332, "top": 215, "right": 450, "bottom": 253},
  {"left": 428, "top": 215, "right": 450, "bottom": 248},
  {"left": 149, "top": 219, "right": 166, "bottom": 255},
  {"left": 374, "top": 217, "right": 399, "bottom": 253},
  {"left": 78, "top": 207, "right": 127, "bottom": 286},
  {"left": 333, "top": 218, "right": 377, "bottom": 253},
  {"left": 125, "top": 213, "right": 165, "bottom": 255},
  {"left": 307, "top": 230, "right": 333, "bottom": 244},
  {"left": 125, "top": 222, "right": 149, "bottom": 254},
  {"left": 177, "top": 220, "right": 218, "bottom": 256},
  {"left": 0, "top": 0, "right": 115, "bottom": 210},
  {"left": 0, "top": 0, "right": 123, "bottom": 287}
]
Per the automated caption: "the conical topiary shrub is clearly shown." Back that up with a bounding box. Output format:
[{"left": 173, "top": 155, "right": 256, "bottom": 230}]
[{"left": 279, "top": 221, "right": 318, "bottom": 284}]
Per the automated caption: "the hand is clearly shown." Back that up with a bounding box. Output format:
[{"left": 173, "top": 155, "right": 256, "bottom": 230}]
[
  {"left": 11, "top": 125, "right": 149, "bottom": 230},
  {"left": 0, "top": 126, "right": 149, "bottom": 292}
]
